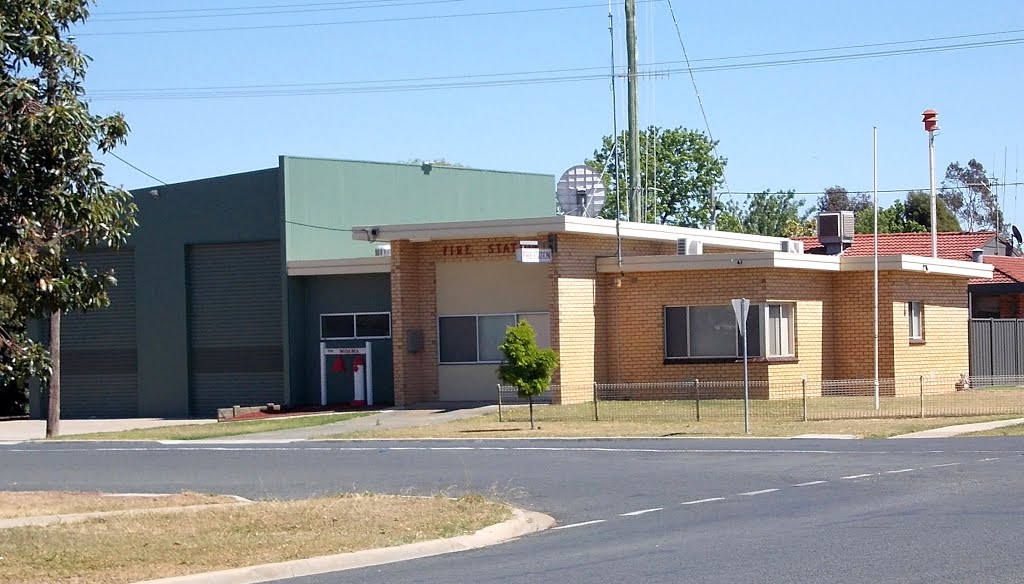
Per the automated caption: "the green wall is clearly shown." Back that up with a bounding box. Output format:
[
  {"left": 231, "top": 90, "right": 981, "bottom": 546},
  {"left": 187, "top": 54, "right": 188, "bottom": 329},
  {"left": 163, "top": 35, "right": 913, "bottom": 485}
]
[
  {"left": 132, "top": 169, "right": 281, "bottom": 417},
  {"left": 282, "top": 157, "right": 555, "bottom": 261},
  {"left": 295, "top": 273, "right": 394, "bottom": 405}
]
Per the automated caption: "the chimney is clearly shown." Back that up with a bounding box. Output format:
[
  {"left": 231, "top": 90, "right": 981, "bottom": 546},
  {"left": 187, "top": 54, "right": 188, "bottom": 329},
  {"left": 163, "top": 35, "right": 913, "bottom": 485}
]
[
  {"left": 971, "top": 248, "right": 984, "bottom": 263},
  {"left": 817, "top": 211, "right": 855, "bottom": 255}
]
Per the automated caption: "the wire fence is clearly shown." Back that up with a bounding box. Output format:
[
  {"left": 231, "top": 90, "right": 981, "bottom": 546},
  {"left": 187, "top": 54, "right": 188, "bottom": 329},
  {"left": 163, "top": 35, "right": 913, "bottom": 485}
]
[{"left": 496, "top": 374, "right": 1024, "bottom": 424}]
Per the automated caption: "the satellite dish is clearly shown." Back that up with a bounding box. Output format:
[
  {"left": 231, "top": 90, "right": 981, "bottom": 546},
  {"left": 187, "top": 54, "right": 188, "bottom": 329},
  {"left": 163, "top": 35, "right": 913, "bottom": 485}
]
[
  {"left": 1013, "top": 225, "right": 1022, "bottom": 246},
  {"left": 556, "top": 165, "right": 606, "bottom": 217}
]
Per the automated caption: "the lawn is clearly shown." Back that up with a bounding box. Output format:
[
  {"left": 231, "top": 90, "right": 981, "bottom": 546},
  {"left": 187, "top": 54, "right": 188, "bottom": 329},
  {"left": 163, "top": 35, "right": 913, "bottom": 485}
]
[
  {"left": 57, "top": 412, "right": 371, "bottom": 441},
  {"left": 335, "top": 412, "right": 1023, "bottom": 440},
  {"left": 964, "top": 423, "right": 1024, "bottom": 437},
  {"left": 0, "top": 493, "right": 510, "bottom": 584},
  {"left": 0, "top": 491, "right": 237, "bottom": 520}
]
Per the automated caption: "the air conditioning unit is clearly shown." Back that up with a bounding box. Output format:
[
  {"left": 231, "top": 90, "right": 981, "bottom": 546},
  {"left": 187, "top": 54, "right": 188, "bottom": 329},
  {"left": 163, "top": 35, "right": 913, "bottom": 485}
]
[
  {"left": 780, "top": 240, "right": 804, "bottom": 254},
  {"left": 374, "top": 244, "right": 392, "bottom": 257},
  {"left": 817, "top": 211, "right": 855, "bottom": 244},
  {"left": 676, "top": 238, "right": 704, "bottom": 255}
]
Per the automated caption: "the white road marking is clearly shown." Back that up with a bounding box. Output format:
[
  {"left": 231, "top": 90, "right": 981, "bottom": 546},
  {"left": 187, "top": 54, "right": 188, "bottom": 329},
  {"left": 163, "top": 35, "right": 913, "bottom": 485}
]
[
  {"left": 792, "top": 480, "right": 828, "bottom": 487},
  {"left": 978, "top": 457, "right": 1001, "bottom": 462},
  {"left": 427, "top": 447, "right": 475, "bottom": 451},
  {"left": 884, "top": 469, "right": 915, "bottom": 474},
  {"left": 840, "top": 474, "right": 875, "bottom": 480},
  {"left": 681, "top": 497, "right": 725, "bottom": 505},
  {"left": 738, "top": 489, "right": 779, "bottom": 496},
  {"left": 620, "top": 508, "right": 663, "bottom": 517},
  {"left": 553, "top": 519, "right": 606, "bottom": 530},
  {"left": 930, "top": 462, "right": 960, "bottom": 468},
  {"left": 0, "top": 442, "right": 21, "bottom": 446}
]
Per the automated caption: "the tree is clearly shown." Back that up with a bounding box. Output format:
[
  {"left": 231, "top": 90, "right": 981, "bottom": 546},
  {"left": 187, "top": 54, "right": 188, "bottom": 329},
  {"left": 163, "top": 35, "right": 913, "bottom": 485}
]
[
  {"left": 497, "top": 321, "right": 558, "bottom": 431},
  {"left": 940, "top": 160, "right": 1001, "bottom": 231},
  {"left": 587, "top": 126, "right": 726, "bottom": 227},
  {"left": 400, "top": 158, "right": 466, "bottom": 168},
  {"left": 818, "top": 186, "right": 850, "bottom": 213},
  {"left": 1, "top": 1, "right": 137, "bottom": 436},
  {"left": 905, "top": 190, "right": 962, "bottom": 232},
  {"left": 724, "top": 190, "right": 812, "bottom": 237}
]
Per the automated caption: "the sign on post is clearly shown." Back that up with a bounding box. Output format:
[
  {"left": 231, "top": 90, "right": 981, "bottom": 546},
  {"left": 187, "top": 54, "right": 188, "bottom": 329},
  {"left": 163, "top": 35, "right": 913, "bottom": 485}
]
[{"left": 731, "top": 298, "right": 751, "bottom": 435}]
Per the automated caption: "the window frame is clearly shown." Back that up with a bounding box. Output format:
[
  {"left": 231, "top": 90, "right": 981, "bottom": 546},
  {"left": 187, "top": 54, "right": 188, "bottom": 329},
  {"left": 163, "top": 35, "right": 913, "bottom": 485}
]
[
  {"left": 664, "top": 303, "right": 796, "bottom": 361},
  {"left": 438, "top": 312, "right": 549, "bottom": 365},
  {"left": 908, "top": 301, "right": 924, "bottom": 340},
  {"left": 319, "top": 311, "right": 392, "bottom": 341}
]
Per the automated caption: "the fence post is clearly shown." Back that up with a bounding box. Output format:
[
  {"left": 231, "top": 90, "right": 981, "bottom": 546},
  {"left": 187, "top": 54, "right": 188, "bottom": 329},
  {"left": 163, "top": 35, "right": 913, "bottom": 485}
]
[
  {"left": 695, "top": 379, "right": 701, "bottom": 422},
  {"left": 497, "top": 384, "right": 503, "bottom": 422},
  {"left": 593, "top": 382, "right": 599, "bottom": 421},
  {"left": 801, "top": 379, "right": 807, "bottom": 422},
  {"left": 919, "top": 375, "right": 925, "bottom": 419}
]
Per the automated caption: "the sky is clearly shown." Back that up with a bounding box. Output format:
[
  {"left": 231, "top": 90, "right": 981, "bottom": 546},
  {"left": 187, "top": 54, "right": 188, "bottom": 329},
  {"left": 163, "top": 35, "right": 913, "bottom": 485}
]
[{"left": 76, "top": 0, "right": 1024, "bottom": 229}]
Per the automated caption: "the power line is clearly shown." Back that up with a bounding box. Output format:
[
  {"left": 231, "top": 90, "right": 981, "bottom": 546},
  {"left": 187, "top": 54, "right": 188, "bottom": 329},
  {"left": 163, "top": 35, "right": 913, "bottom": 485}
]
[
  {"left": 90, "top": 0, "right": 468, "bottom": 23},
  {"left": 108, "top": 153, "right": 168, "bottom": 185},
  {"left": 77, "top": 1, "right": 660, "bottom": 36},
  {"left": 92, "top": 0, "right": 447, "bottom": 17},
  {"left": 86, "top": 35, "right": 1024, "bottom": 101},
  {"left": 721, "top": 182, "right": 1024, "bottom": 197},
  {"left": 284, "top": 219, "right": 351, "bottom": 232}
]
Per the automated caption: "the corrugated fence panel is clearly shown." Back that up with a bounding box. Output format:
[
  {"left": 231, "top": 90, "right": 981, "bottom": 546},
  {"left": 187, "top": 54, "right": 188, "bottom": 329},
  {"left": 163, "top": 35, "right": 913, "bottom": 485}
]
[
  {"left": 991, "top": 320, "right": 1019, "bottom": 377},
  {"left": 61, "top": 249, "right": 138, "bottom": 418},
  {"left": 969, "top": 319, "right": 1024, "bottom": 382},
  {"left": 187, "top": 241, "right": 283, "bottom": 417}
]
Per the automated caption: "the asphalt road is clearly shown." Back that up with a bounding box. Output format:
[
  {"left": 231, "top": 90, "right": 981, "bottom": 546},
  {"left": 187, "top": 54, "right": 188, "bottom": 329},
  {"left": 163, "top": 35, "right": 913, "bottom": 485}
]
[{"left": 2, "top": 438, "right": 1023, "bottom": 583}]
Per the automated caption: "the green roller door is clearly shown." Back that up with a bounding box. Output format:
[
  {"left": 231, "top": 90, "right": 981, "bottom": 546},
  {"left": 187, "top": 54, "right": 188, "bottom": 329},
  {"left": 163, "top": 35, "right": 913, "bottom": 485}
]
[
  {"left": 187, "top": 241, "right": 283, "bottom": 417},
  {"left": 61, "top": 249, "right": 138, "bottom": 418}
]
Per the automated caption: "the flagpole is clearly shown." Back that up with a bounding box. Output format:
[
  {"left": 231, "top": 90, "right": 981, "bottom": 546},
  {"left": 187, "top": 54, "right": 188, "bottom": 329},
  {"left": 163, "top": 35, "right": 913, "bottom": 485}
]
[{"left": 873, "top": 127, "right": 880, "bottom": 411}]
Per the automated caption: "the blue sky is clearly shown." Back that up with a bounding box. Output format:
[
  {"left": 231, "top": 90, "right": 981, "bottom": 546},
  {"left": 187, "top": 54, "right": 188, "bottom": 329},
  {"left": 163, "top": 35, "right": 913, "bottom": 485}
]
[{"left": 78, "top": 0, "right": 1024, "bottom": 227}]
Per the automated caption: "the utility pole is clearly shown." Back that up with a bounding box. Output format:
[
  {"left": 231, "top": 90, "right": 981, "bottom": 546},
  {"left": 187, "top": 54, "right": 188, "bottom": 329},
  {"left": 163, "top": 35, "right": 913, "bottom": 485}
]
[
  {"left": 625, "top": 0, "right": 640, "bottom": 222},
  {"left": 923, "top": 109, "right": 939, "bottom": 258}
]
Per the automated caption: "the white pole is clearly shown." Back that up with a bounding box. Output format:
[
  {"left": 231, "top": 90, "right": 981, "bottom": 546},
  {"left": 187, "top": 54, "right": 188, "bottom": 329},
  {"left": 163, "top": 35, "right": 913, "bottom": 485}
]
[
  {"left": 929, "top": 130, "right": 938, "bottom": 257},
  {"left": 319, "top": 341, "right": 327, "bottom": 407},
  {"left": 873, "top": 127, "right": 880, "bottom": 411},
  {"left": 741, "top": 298, "right": 750, "bottom": 435},
  {"left": 365, "top": 341, "right": 374, "bottom": 407}
]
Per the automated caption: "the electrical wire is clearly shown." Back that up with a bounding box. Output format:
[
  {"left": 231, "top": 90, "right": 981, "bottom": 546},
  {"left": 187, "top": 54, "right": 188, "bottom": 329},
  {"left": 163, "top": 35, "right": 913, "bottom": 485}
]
[
  {"left": 109, "top": 153, "right": 168, "bottom": 185},
  {"left": 77, "top": 1, "right": 661, "bottom": 36},
  {"left": 90, "top": 0, "right": 468, "bottom": 23},
  {"left": 91, "top": 0, "right": 464, "bottom": 17},
  {"left": 86, "top": 33, "right": 1024, "bottom": 101}
]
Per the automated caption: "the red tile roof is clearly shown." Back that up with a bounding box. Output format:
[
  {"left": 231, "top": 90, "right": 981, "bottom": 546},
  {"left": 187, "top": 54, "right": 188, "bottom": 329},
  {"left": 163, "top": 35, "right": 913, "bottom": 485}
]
[
  {"left": 794, "top": 231, "right": 998, "bottom": 260},
  {"left": 980, "top": 256, "right": 1024, "bottom": 285}
]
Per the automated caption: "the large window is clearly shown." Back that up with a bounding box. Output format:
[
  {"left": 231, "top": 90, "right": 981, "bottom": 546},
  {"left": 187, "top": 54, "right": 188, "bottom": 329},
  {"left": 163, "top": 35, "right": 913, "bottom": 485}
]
[
  {"left": 908, "top": 301, "right": 923, "bottom": 340},
  {"left": 320, "top": 312, "right": 391, "bottom": 340},
  {"left": 439, "top": 313, "right": 548, "bottom": 364},
  {"left": 664, "top": 304, "right": 794, "bottom": 360}
]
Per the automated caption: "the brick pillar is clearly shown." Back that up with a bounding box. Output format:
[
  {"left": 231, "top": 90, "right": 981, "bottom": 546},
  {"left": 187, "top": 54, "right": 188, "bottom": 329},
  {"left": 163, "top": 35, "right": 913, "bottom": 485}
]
[
  {"left": 390, "top": 241, "right": 438, "bottom": 405},
  {"left": 999, "top": 294, "right": 1016, "bottom": 319}
]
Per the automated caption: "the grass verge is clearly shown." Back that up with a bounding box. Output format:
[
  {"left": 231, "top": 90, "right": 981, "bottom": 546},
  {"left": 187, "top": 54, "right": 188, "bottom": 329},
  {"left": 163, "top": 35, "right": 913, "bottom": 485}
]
[
  {"left": 964, "top": 423, "right": 1024, "bottom": 436},
  {"left": 0, "top": 491, "right": 237, "bottom": 520},
  {"left": 55, "top": 413, "right": 371, "bottom": 441},
  {"left": 331, "top": 412, "right": 1023, "bottom": 440},
  {"left": 0, "top": 493, "right": 510, "bottom": 584}
]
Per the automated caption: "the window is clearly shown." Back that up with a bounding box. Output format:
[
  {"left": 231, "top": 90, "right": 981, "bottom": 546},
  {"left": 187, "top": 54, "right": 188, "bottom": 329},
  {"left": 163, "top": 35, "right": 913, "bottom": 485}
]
[
  {"left": 320, "top": 312, "right": 391, "bottom": 340},
  {"left": 664, "top": 304, "right": 794, "bottom": 360},
  {"left": 908, "top": 301, "right": 923, "bottom": 340},
  {"left": 438, "top": 313, "right": 548, "bottom": 364}
]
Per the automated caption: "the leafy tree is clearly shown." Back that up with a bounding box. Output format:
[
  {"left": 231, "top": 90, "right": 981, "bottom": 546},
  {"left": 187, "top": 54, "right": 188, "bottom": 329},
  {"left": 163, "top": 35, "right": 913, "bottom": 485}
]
[
  {"left": 940, "top": 160, "right": 1001, "bottom": 231},
  {"left": 818, "top": 186, "right": 850, "bottom": 212},
  {"left": 905, "top": 190, "right": 962, "bottom": 232},
  {"left": 725, "top": 190, "right": 811, "bottom": 237},
  {"left": 401, "top": 158, "right": 466, "bottom": 168},
  {"left": 497, "top": 321, "right": 558, "bottom": 431},
  {"left": 1, "top": 1, "right": 137, "bottom": 436},
  {"left": 587, "top": 126, "right": 726, "bottom": 227}
]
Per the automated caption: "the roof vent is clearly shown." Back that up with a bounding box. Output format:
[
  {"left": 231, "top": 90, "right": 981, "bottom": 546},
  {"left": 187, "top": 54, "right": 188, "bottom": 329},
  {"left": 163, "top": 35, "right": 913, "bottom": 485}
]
[
  {"left": 817, "top": 211, "right": 855, "bottom": 254},
  {"left": 971, "top": 248, "right": 984, "bottom": 263},
  {"left": 375, "top": 244, "right": 392, "bottom": 257},
  {"left": 676, "top": 238, "right": 704, "bottom": 256}
]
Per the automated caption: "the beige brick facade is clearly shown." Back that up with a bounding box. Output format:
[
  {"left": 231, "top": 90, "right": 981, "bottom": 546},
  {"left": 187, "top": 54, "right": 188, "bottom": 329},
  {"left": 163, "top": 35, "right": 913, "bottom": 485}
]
[{"left": 389, "top": 231, "right": 973, "bottom": 404}]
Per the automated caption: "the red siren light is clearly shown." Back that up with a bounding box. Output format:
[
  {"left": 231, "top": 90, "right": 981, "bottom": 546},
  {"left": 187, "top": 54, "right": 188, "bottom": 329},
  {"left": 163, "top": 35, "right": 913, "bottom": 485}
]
[{"left": 922, "top": 109, "right": 939, "bottom": 133}]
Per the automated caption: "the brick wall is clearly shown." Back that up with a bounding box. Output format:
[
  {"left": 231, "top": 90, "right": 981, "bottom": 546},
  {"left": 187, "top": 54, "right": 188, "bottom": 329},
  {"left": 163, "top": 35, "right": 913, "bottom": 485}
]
[{"left": 891, "top": 273, "right": 970, "bottom": 394}]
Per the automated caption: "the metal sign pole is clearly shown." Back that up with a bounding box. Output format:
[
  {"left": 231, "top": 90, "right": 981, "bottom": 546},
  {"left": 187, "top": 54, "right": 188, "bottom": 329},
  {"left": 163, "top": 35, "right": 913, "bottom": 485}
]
[{"left": 732, "top": 298, "right": 751, "bottom": 435}]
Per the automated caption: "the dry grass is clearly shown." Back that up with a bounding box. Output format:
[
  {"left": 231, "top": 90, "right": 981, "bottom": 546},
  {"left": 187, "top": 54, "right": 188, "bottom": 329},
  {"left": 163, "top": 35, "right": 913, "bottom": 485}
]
[
  {"left": 58, "top": 413, "right": 370, "bottom": 441},
  {"left": 0, "top": 491, "right": 237, "bottom": 520},
  {"left": 964, "top": 423, "right": 1024, "bottom": 437},
  {"left": 0, "top": 493, "right": 510, "bottom": 584},
  {"left": 335, "top": 412, "right": 1023, "bottom": 440}
]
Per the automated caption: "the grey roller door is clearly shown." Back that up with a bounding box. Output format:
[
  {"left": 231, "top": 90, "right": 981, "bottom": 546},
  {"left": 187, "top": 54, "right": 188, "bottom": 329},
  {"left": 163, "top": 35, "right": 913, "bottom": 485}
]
[
  {"left": 187, "top": 241, "right": 283, "bottom": 417},
  {"left": 61, "top": 249, "right": 138, "bottom": 418}
]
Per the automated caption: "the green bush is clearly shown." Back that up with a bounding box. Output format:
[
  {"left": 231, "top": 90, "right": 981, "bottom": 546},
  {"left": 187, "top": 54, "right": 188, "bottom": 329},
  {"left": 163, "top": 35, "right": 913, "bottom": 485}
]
[{"left": 497, "top": 321, "right": 558, "bottom": 429}]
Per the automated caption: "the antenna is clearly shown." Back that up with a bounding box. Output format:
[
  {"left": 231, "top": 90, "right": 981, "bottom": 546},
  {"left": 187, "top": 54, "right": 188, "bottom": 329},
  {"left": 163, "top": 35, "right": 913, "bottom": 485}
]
[{"left": 556, "top": 165, "right": 607, "bottom": 217}]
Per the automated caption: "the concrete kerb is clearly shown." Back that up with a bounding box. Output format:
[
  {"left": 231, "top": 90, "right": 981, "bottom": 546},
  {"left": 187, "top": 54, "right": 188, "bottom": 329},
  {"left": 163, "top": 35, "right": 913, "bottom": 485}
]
[
  {"left": 130, "top": 508, "right": 555, "bottom": 584},
  {"left": 888, "top": 417, "right": 1024, "bottom": 438}
]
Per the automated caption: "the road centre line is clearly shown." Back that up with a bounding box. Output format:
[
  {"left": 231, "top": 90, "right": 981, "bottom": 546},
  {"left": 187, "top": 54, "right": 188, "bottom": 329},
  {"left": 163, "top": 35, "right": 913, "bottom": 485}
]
[
  {"left": 620, "top": 508, "right": 663, "bottom": 517},
  {"left": 681, "top": 497, "right": 725, "bottom": 505},
  {"left": 553, "top": 519, "right": 606, "bottom": 530},
  {"left": 792, "top": 480, "right": 828, "bottom": 487},
  {"left": 738, "top": 488, "right": 779, "bottom": 496},
  {"left": 884, "top": 469, "right": 916, "bottom": 474},
  {"left": 930, "top": 462, "right": 960, "bottom": 468},
  {"left": 840, "top": 473, "right": 875, "bottom": 480},
  {"left": 978, "top": 457, "right": 1000, "bottom": 462}
]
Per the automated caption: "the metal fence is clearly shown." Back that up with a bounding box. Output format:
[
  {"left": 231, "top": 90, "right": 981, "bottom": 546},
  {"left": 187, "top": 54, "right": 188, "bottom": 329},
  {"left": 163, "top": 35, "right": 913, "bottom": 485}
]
[
  {"left": 970, "top": 319, "right": 1024, "bottom": 378},
  {"left": 496, "top": 374, "right": 1024, "bottom": 424}
]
